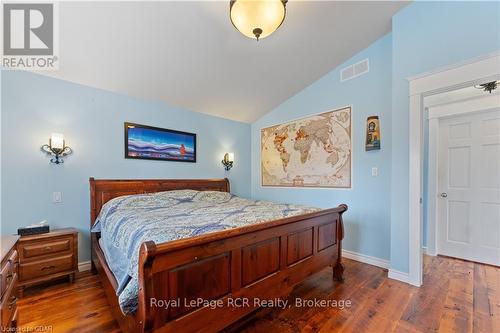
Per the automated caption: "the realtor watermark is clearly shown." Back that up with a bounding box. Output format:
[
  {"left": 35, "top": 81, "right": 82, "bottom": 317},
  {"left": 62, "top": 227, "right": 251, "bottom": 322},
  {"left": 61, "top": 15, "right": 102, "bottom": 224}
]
[
  {"left": 1, "top": 1, "right": 59, "bottom": 70},
  {"left": 150, "top": 297, "right": 352, "bottom": 311}
]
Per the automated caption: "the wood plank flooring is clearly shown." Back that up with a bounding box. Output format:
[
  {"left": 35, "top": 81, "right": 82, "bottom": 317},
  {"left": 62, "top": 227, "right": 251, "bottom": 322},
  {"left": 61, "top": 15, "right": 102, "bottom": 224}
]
[{"left": 17, "top": 255, "right": 498, "bottom": 333}]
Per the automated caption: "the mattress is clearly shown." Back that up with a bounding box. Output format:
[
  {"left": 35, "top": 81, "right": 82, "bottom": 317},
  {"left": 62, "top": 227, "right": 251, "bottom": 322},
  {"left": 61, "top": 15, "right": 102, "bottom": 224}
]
[{"left": 92, "top": 189, "right": 319, "bottom": 314}]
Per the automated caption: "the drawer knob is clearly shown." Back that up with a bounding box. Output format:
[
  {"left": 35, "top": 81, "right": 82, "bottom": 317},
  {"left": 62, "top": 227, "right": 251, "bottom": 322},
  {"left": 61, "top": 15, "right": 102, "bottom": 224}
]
[
  {"left": 44, "top": 246, "right": 53, "bottom": 251},
  {"left": 41, "top": 265, "right": 55, "bottom": 271},
  {"left": 8, "top": 296, "right": 17, "bottom": 310}
]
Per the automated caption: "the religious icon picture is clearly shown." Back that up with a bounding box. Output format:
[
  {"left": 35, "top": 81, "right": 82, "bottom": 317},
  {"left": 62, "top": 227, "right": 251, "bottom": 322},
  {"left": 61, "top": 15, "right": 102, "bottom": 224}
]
[{"left": 365, "top": 116, "right": 381, "bottom": 151}]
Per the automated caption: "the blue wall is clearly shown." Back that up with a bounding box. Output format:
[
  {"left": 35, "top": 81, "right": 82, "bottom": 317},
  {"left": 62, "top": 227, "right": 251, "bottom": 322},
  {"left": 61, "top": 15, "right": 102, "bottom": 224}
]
[
  {"left": 251, "top": 35, "right": 393, "bottom": 261},
  {"left": 390, "top": 1, "right": 500, "bottom": 272},
  {"left": 1, "top": 70, "right": 251, "bottom": 262}
]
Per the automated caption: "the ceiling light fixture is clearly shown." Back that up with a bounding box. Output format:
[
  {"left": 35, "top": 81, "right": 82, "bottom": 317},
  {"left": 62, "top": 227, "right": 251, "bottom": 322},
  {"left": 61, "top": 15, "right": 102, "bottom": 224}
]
[
  {"left": 474, "top": 80, "right": 499, "bottom": 93},
  {"left": 230, "top": 0, "right": 287, "bottom": 41}
]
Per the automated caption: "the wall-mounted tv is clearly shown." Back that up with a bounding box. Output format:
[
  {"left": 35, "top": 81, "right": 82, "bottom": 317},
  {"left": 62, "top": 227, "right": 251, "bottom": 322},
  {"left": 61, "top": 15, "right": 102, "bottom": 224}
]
[{"left": 124, "top": 122, "right": 196, "bottom": 162}]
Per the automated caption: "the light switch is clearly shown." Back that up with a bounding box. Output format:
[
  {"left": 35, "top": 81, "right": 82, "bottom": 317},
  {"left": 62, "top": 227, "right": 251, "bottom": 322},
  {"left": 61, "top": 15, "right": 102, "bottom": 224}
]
[
  {"left": 371, "top": 167, "right": 378, "bottom": 177},
  {"left": 53, "top": 191, "right": 62, "bottom": 203}
]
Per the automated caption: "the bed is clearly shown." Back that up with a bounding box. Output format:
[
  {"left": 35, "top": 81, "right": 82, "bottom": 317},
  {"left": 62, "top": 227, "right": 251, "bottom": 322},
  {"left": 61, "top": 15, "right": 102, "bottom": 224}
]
[{"left": 90, "top": 178, "right": 347, "bottom": 333}]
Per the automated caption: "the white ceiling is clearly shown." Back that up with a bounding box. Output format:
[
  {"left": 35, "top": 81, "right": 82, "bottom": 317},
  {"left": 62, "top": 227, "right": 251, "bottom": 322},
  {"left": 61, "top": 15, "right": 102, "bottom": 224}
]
[{"left": 41, "top": 1, "right": 408, "bottom": 123}]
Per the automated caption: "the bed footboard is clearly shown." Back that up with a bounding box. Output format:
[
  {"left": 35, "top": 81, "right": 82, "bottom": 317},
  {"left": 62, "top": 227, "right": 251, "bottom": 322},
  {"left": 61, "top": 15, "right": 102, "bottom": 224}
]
[{"left": 136, "top": 205, "right": 347, "bottom": 333}]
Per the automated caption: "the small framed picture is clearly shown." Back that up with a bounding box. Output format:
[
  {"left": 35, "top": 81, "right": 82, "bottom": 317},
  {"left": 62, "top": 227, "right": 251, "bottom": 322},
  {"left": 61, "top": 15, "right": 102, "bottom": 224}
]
[
  {"left": 365, "top": 116, "right": 381, "bottom": 151},
  {"left": 124, "top": 122, "right": 196, "bottom": 162}
]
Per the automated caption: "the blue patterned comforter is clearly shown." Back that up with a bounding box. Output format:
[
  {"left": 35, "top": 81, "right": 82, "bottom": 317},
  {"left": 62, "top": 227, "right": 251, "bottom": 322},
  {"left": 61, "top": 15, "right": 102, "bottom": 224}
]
[{"left": 91, "top": 190, "right": 319, "bottom": 314}]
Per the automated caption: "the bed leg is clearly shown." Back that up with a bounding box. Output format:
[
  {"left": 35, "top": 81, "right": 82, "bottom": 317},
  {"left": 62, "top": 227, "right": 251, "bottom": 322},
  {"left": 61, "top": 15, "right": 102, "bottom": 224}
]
[
  {"left": 91, "top": 260, "right": 97, "bottom": 275},
  {"left": 333, "top": 262, "right": 344, "bottom": 282}
]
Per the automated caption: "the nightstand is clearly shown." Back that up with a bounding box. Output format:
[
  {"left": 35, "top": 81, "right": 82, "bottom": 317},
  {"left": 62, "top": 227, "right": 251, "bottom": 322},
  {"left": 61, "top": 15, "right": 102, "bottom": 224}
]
[{"left": 17, "top": 228, "right": 78, "bottom": 297}]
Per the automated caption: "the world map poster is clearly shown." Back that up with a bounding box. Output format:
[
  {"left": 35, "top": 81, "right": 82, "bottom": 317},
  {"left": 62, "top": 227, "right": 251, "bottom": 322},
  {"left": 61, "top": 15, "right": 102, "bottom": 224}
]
[{"left": 261, "top": 107, "right": 352, "bottom": 188}]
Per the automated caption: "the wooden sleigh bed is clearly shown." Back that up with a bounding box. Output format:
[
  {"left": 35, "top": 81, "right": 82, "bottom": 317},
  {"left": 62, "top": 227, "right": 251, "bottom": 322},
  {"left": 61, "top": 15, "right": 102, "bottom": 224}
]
[{"left": 90, "top": 178, "right": 347, "bottom": 333}]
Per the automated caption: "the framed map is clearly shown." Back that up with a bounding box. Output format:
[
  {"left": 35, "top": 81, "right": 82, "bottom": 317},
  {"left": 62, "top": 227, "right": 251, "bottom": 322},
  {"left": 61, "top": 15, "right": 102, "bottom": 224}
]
[{"left": 261, "top": 106, "right": 352, "bottom": 188}]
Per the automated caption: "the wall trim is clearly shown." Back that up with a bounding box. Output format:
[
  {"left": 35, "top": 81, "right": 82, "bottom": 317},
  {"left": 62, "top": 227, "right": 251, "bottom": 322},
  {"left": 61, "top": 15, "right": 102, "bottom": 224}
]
[
  {"left": 338, "top": 249, "right": 412, "bottom": 285},
  {"left": 388, "top": 269, "right": 410, "bottom": 284},
  {"left": 409, "top": 55, "right": 500, "bottom": 97},
  {"left": 343, "top": 249, "right": 390, "bottom": 269},
  {"left": 78, "top": 261, "right": 91, "bottom": 272},
  {"left": 407, "top": 50, "right": 500, "bottom": 82}
]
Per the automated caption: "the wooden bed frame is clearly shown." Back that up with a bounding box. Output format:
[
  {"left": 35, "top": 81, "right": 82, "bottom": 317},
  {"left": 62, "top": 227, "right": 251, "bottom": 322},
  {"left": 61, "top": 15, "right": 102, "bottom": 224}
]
[{"left": 90, "top": 178, "right": 347, "bottom": 333}]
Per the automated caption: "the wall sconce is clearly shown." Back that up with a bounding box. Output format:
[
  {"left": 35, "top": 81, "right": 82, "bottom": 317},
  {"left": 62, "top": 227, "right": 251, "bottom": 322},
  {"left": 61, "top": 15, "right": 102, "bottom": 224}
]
[
  {"left": 41, "top": 133, "right": 73, "bottom": 164},
  {"left": 221, "top": 152, "right": 234, "bottom": 171}
]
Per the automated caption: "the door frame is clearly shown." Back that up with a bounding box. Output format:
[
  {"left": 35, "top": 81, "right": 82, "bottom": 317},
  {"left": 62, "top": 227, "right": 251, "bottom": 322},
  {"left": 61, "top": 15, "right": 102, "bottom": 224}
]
[
  {"left": 407, "top": 52, "right": 500, "bottom": 287},
  {"left": 426, "top": 94, "right": 500, "bottom": 257}
]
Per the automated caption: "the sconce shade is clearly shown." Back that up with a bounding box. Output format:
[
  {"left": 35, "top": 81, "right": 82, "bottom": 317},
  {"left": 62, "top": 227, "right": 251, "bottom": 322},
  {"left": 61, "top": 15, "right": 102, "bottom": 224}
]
[
  {"left": 42, "top": 133, "right": 72, "bottom": 164},
  {"left": 50, "top": 133, "right": 64, "bottom": 150},
  {"left": 230, "top": 0, "right": 287, "bottom": 40},
  {"left": 222, "top": 152, "right": 235, "bottom": 171}
]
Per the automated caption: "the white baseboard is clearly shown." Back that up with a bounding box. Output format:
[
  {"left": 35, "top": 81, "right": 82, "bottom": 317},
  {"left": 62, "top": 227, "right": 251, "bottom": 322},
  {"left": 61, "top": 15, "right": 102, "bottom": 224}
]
[
  {"left": 78, "top": 261, "right": 91, "bottom": 272},
  {"left": 342, "top": 250, "right": 412, "bottom": 285},
  {"left": 388, "top": 269, "right": 410, "bottom": 284},
  {"left": 423, "top": 246, "right": 437, "bottom": 256},
  {"left": 343, "top": 249, "right": 390, "bottom": 269}
]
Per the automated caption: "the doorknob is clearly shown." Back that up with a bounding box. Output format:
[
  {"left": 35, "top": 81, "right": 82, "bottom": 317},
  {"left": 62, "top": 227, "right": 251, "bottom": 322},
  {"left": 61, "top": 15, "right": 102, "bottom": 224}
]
[{"left": 440, "top": 192, "right": 448, "bottom": 198}]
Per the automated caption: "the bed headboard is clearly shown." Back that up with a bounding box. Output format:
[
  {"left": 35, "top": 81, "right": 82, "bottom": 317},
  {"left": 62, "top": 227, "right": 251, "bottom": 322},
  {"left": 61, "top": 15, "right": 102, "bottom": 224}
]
[{"left": 89, "top": 178, "right": 230, "bottom": 227}]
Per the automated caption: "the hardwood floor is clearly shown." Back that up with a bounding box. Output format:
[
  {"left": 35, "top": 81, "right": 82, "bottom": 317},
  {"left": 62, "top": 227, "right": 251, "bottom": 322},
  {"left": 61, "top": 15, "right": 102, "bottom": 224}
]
[{"left": 18, "top": 255, "right": 498, "bottom": 333}]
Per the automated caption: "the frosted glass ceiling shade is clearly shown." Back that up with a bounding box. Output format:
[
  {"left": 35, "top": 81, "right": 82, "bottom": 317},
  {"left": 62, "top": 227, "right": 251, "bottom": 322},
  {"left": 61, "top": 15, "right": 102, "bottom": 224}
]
[{"left": 230, "top": 0, "right": 287, "bottom": 40}]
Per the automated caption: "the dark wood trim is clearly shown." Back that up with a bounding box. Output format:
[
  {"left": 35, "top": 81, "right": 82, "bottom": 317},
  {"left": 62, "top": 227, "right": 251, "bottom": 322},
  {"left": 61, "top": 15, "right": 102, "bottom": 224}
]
[{"left": 89, "top": 178, "right": 346, "bottom": 333}]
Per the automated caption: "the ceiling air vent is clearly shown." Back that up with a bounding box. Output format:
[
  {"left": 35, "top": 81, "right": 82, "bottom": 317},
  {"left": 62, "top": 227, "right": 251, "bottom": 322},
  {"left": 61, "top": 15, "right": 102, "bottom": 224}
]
[{"left": 340, "top": 59, "right": 369, "bottom": 82}]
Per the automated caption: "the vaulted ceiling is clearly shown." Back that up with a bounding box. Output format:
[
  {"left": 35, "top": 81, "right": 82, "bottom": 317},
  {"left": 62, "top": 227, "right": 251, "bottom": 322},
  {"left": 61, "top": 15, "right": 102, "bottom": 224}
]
[{"left": 41, "top": 1, "right": 408, "bottom": 123}]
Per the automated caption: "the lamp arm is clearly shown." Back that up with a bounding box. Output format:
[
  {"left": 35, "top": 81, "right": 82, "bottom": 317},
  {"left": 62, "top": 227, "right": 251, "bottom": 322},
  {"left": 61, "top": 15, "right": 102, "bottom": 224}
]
[
  {"left": 60, "top": 146, "right": 73, "bottom": 156},
  {"left": 41, "top": 144, "right": 73, "bottom": 164},
  {"left": 221, "top": 159, "right": 234, "bottom": 171},
  {"left": 41, "top": 144, "right": 54, "bottom": 155}
]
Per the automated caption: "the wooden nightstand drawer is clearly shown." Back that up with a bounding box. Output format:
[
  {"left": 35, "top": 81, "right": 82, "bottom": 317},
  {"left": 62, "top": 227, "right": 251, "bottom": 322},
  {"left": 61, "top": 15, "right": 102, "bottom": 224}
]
[
  {"left": 0, "top": 263, "right": 10, "bottom": 299},
  {"left": 0, "top": 250, "right": 17, "bottom": 299},
  {"left": 21, "top": 239, "right": 71, "bottom": 259},
  {"left": 0, "top": 273, "right": 17, "bottom": 328},
  {"left": 20, "top": 254, "right": 74, "bottom": 281},
  {"left": 8, "top": 251, "right": 18, "bottom": 278}
]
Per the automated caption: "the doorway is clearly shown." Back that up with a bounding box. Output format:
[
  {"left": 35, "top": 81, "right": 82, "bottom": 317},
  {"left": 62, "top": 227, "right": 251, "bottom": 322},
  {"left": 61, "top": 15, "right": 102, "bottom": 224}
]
[{"left": 407, "top": 53, "right": 500, "bottom": 287}]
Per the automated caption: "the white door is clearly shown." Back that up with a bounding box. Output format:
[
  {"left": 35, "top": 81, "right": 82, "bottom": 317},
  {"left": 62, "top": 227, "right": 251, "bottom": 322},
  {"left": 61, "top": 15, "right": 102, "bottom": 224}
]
[{"left": 437, "top": 109, "right": 500, "bottom": 266}]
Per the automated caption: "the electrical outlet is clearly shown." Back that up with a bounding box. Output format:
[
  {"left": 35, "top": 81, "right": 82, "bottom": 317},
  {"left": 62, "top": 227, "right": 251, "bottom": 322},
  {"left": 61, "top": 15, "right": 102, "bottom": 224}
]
[
  {"left": 53, "top": 192, "right": 62, "bottom": 203},
  {"left": 371, "top": 167, "right": 378, "bottom": 177}
]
